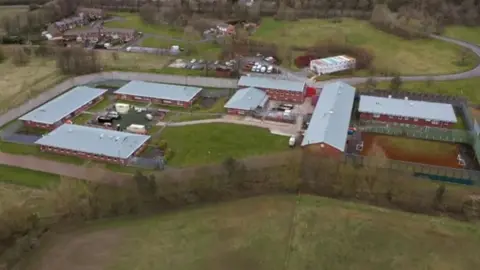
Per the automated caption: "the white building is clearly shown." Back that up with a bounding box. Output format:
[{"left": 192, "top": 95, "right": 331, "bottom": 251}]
[{"left": 309, "top": 55, "right": 356, "bottom": 75}]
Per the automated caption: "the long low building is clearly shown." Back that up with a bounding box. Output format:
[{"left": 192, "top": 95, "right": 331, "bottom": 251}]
[
  {"left": 302, "top": 82, "right": 356, "bottom": 157},
  {"left": 19, "top": 86, "right": 107, "bottom": 129},
  {"left": 238, "top": 76, "right": 306, "bottom": 103},
  {"left": 309, "top": 55, "right": 356, "bottom": 75},
  {"left": 35, "top": 124, "right": 150, "bottom": 165},
  {"left": 224, "top": 87, "right": 269, "bottom": 115},
  {"left": 358, "top": 95, "right": 457, "bottom": 128},
  {"left": 114, "top": 81, "right": 203, "bottom": 108}
]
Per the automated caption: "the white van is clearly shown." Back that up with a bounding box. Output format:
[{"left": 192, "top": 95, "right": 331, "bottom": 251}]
[
  {"left": 115, "top": 103, "right": 130, "bottom": 114},
  {"left": 126, "top": 124, "right": 147, "bottom": 134}
]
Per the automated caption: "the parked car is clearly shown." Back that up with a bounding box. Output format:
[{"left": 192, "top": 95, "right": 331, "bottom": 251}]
[
  {"left": 190, "top": 59, "right": 197, "bottom": 64},
  {"left": 280, "top": 104, "right": 294, "bottom": 110}
]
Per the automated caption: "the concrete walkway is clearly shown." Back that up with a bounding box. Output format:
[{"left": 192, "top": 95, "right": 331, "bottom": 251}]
[
  {"left": 157, "top": 116, "right": 299, "bottom": 136},
  {"left": 0, "top": 152, "right": 130, "bottom": 184}
]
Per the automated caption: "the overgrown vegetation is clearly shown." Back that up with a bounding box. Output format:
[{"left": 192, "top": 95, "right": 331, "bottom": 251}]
[{"left": 1, "top": 150, "right": 480, "bottom": 268}]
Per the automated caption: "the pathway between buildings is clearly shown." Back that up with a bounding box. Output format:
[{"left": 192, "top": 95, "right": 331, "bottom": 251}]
[{"left": 0, "top": 152, "right": 130, "bottom": 184}]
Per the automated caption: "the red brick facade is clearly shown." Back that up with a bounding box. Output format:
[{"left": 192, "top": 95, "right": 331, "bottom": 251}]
[
  {"left": 39, "top": 138, "right": 149, "bottom": 165},
  {"left": 22, "top": 95, "right": 106, "bottom": 130},
  {"left": 360, "top": 112, "right": 454, "bottom": 128},
  {"left": 304, "top": 143, "right": 343, "bottom": 159},
  {"left": 238, "top": 85, "right": 306, "bottom": 104},
  {"left": 115, "top": 93, "right": 198, "bottom": 108}
]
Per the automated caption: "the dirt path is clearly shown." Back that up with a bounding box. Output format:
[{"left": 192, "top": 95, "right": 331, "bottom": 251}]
[
  {"left": 0, "top": 152, "right": 130, "bottom": 184},
  {"left": 23, "top": 229, "right": 125, "bottom": 270}
]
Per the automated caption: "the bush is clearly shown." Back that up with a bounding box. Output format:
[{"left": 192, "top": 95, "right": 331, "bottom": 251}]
[
  {"left": 164, "top": 148, "right": 174, "bottom": 161},
  {"left": 11, "top": 48, "right": 30, "bottom": 66},
  {"left": 158, "top": 140, "right": 167, "bottom": 150}
]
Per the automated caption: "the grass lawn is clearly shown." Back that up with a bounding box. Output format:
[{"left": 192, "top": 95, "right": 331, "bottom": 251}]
[
  {"left": 0, "top": 55, "right": 67, "bottom": 114},
  {"left": 99, "top": 51, "right": 173, "bottom": 72},
  {"left": 373, "top": 135, "right": 458, "bottom": 157},
  {"left": 158, "top": 123, "right": 288, "bottom": 166},
  {"left": 368, "top": 78, "right": 480, "bottom": 105},
  {"left": 444, "top": 25, "right": 480, "bottom": 45},
  {"left": 23, "top": 195, "right": 480, "bottom": 270},
  {"left": 163, "top": 112, "right": 221, "bottom": 122},
  {"left": 141, "top": 37, "right": 222, "bottom": 59},
  {"left": 87, "top": 97, "right": 113, "bottom": 112},
  {"left": 0, "top": 164, "right": 59, "bottom": 188},
  {"left": 104, "top": 12, "right": 184, "bottom": 38},
  {"left": 72, "top": 113, "right": 93, "bottom": 124},
  {"left": 253, "top": 18, "right": 478, "bottom": 75},
  {"left": 0, "top": 141, "right": 86, "bottom": 165}
]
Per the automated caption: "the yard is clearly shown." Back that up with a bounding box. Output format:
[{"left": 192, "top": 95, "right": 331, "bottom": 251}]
[
  {"left": 444, "top": 25, "right": 480, "bottom": 45},
  {"left": 99, "top": 51, "right": 173, "bottom": 72},
  {"left": 21, "top": 195, "right": 480, "bottom": 270},
  {"left": 157, "top": 123, "right": 289, "bottom": 166},
  {"left": 141, "top": 37, "right": 222, "bottom": 59},
  {"left": 104, "top": 12, "right": 184, "bottom": 38},
  {"left": 361, "top": 133, "right": 462, "bottom": 168},
  {"left": 0, "top": 164, "right": 59, "bottom": 188},
  {"left": 252, "top": 18, "right": 478, "bottom": 75},
  {"left": 369, "top": 78, "right": 480, "bottom": 105}
]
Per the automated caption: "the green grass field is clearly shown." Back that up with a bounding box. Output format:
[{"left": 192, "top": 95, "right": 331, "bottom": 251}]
[
  {"left": 444, "top": 25, "right": 480, "bottom": 45},
  {"left": 368, "top": 78, "right": 480, "bottom": 105},
  {"left": 141, "top": 37, "right": 222, "bottom": 59},
  {"left": 104, "top": 12, "right": 184, "bottom": 38},
  {"left": 0, "top": 165, "right": 59, "bottom": 188},
  {"left": 22, "top": 195, "right": 480, "bottom": 270},
  {"left": 253, "top": 18, "right": 478, "bottom": 75},
  {"left": 157, "top": 123, "right": 288, "bottom": 166}
]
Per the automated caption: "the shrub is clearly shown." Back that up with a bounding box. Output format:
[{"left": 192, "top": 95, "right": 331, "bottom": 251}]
[
  {"left": 11, "top": 48, "right": 30, "bottom": 66},
  {"left": 158, "top": 140, "right": 167, "bottom": 150},
  {"left": 164, "top": 148, "right": 174, "bottom": 161}
]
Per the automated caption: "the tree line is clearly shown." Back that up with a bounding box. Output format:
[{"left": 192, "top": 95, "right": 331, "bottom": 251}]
[{"left": 1, "top": 150, "right": 479, "bottom": 268}]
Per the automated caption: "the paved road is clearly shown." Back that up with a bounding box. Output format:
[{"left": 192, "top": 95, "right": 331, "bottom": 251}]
[
  {"left": 0, "top": 152, "right": 129, "bottom": 184},
  {"left": 1, "top": 35, "right": 480, "bottom": 180}
]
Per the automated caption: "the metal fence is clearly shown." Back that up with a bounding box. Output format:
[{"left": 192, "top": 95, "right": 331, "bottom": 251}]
[
  {"left": 358, "top": 125, "right": 472, "bottom": 144},
  {"left": 344, "top": 154, "right": 480, "bottom": 185},
  {"left": 361, "top": 89, "right": 468, "bottom": 106}
]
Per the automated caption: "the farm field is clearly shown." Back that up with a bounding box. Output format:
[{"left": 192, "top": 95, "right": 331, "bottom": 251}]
[
  {"left": 444, "top": 25, "right": 480, "bottom": 45},
  {"left": 158, "top": 123, "right": 288, "bottom": 166},
  {"left": 21, "top": 195, "right": 480, "bottom": 270},
  {"left": 361, "top": 133, "right": 462, "bottom": 168},
  {"left": 104, "top": 12, "right": 185, "bottom": 38},
  {"left": 252, "top": 18, "right": 478, "bottom": 75},
  {"left": 370, "top": 78, "right": 480, "bottom": 105}
]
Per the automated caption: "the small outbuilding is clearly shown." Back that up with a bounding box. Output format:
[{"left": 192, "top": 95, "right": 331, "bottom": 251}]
[
  {"left": 35, "top": 124, "right": 150, "bottom": 165},
  {"left": 224, "top": 87, "right": 269, "bottom": 115},
  {"left": 238, "top": 76, "right": 306, "bottom": 103},
  {"left": 301, "top": 82, "right": 356, "bottom": 157},
  {"left": 358, "top": 95, "right": 457, "bottom": 128},
  {"left": 19, "top": 86, "right": 107, "bottom": 129},
  {"left": 309, "top": 55, "right": 356, "bottom": 75},
  {"left": 114, "top": 81, "right": 203, "bottom": 108}
]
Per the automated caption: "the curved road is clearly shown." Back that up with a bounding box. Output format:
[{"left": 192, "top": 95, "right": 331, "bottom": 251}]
[{"left": 1, "top": 34, "right": 480, "bottom": 181}]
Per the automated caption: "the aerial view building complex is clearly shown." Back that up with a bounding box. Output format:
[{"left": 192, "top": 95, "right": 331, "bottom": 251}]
[
  {"left": 238, "top": 76, "right": 306, "bottom": 103},
  {"left": 358, "top": 95, "right": 458, "bottom": 128},
  {"left": 302, "top": 82, "right": 356, "bottom": 157},
  {"left": 19, "top": 86, "right": 107, "bottom": 129},
  {"left": 114, "top": 81, "right": 203, "bottom": 108},
  {"left": 35, "top": 124, "right": 151, "bottom": 165}
]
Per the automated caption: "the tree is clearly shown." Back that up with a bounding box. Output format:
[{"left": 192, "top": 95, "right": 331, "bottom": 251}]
[
  {"left": 158, "top": 140, "right": 167, "bottom": 150},
  {"left": 139, "top": 3, "right": 157, "bottom": 24},
  {"left": 390, "top": 74, "right": 402, "bottom": 90},
  {"left": 56, "top": 47, "right": 101, "bottom": 75},
  {"left": 458, "top": 48, "right": 470, "bottom": 66}
]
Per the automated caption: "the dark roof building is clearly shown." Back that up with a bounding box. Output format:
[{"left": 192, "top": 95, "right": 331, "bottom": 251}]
[{"left": 301, "top": 82, "right": 356, "bottom": 155}]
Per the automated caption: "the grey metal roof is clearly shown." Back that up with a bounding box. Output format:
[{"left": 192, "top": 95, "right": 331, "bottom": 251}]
[
  {"left": 114, "top": 81, "right": 202, "bottom": 102},
  {"left": 19, "top": 86, "right": 107, "bottom": 125},
  {"left": 301, "top": 82, "right": 356, "bottom": 151},
  {"left": 35, "top": 124, "right": 151, "bottom": 159},
  {"left": 224, "top": 87, "right": 269, "bottom": 111},
  {"left": 358, "top": 95, "right": 457, "bottom": 123},
  {"left": 238, "top": 76, "right": 305, "bottom": 93}
]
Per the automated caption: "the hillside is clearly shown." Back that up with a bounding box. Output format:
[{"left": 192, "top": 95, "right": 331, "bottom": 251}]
[{"left": 21, "top": 195, "right": 480, "bottom": 270}]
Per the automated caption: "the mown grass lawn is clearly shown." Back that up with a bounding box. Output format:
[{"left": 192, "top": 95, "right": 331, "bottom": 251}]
[
  {"left": 105, "top": 12, "right": 184, "bottom": 38},
  {"left": 24, "top": 195, "right": 480, "bottom": 270},
  {"left": 368, "top": 78, "right": 480, "bottom": 105},
  {"left": 158, "top": 123, "right": 288, "bottom": 166},
  {"left": 444, "top": 25, "right": 480, "bottom": 45},
  {"left": 141, "top": 37, "right": 222, "bottom": 59},
  {"left": 253, "top": 18, "right": 478, "bottom": 75},
  {"left": 0, "top": 164, "right": 59, "bottom": 188}
]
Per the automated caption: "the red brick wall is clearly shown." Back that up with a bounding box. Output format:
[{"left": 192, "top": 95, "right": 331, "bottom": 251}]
[
  {"left": 303, "top": 143, "right": 343, "bottom": 159},
  {"left": 360, "top": 112, "right": 454, "bottom": 128},
  {"left": 227, "top": 108, "right": 247, "bottom": 115},
  {"left": 238, "top": 85, "right": 306, "bottom": 104},
  {"left": 115, "top": 94, "right": 192, "bottom": 108}
]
